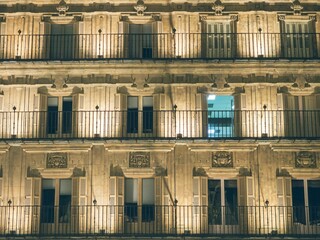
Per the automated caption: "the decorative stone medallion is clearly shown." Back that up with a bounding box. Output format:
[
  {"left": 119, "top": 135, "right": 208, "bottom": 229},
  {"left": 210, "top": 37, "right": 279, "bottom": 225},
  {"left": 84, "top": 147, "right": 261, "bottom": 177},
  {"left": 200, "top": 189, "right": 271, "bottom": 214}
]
[
  {"left": 47, "top": 153, "right": 68, "bottom": 168},
  {"left": 129, "top": 152, "right": 150, "bottom": 168},
  {"left": 212, "top": 151, "right": 233, "bottom": 168},
  {"left": 295, "top": 152, "right": 316, "bottom": 168}
]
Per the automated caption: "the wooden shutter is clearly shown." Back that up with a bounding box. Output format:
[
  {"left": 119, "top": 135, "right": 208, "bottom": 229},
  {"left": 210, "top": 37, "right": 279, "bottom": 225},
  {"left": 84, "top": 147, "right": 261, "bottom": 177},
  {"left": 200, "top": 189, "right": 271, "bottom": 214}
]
[
  {"left": 195, "top": 93, "right": 208, "bottom": 138},
  {"left": 0, "top": 95, "right": 3, "bottom": 111},
  {"left": 39, "top": 21, "right": 51, "bottom": 59},
  {"left": 277, "top": 93, "right": 284, "bottom": 110},
  {"left": 72, "top": 93, "right": 85, "bottom": 137},
  {"left": 153, "top": 94, "right": 166, "bottom": 137},
  {"left": 109, "top": 176, "right": 124, "bottom": 233},
  {"left": 118, "top": 21, "right": 129, "bottom": 58},
  {"left": 114, "top": 93, "right": 127, "bottom": 137},
  {"left": 30, "top": 177, "right": 41, "bottom": 234},
  {"left": 152, "top": 20, "right": 163, "bottom": 58},
  {"left": 72, "top": 177, "right": 87, "bottom": 233},
  {"left": 238, "top": 176, "right": 255, "bottom": 234},
  {"left": 0, "top": 177, "right": 2, "bottom": 203},
  {"left": 34, "top": 94, "right": 47, "bottom": 137},
  {"left": 193, "top": 176, "right": 208, "bottom": 234},
  {"left": 277, "top": 176, "right": 292, "bottom": 233}
]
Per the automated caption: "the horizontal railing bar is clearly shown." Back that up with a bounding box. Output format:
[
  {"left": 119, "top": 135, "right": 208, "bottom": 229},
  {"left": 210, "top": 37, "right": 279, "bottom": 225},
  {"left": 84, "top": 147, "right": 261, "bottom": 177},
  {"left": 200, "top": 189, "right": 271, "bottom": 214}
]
[
  {"left": 0, "top": 205, "right": 319, "bottom": 236},
  {"left": 0, "top": 33, "right": 319, "bottom": 60},
  {"left": 0, "top": 110, "right": 319, "bottom": 140}
]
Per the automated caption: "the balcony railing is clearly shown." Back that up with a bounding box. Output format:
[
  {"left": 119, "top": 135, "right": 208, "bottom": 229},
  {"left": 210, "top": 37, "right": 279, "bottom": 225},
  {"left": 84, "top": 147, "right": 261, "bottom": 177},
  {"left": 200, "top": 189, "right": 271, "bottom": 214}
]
[
  {"left": 0, "top": 205, "right": 319, "bottom": 236},
  {"left": 1, "top": 110, "right": 319, "bottom": 140},
  {"left": 0, "top": 33, "right": 319, "bottom": 61}
]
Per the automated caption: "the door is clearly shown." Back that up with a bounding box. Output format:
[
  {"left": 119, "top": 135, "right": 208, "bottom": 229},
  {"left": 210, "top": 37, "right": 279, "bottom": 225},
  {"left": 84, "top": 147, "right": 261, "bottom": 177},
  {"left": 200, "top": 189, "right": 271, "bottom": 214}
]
[
  {"left": 208, "top": 179, "right": 239, "bottom": 234},
  {"left": 50, "top": 24, "right": 75, "bottom": 60},
  {"left": 124, "top": 178, "right": 155, "bottom": 233},
  {"left": 40, "top": 179, "right": 72, "bottom": 234},
  {"left": 282, "top": 22, "right": 315, "bottom": 58},
  {"left": 47, "top": 96, "right": 73, "bottom": 137},
  {"left": 205, "top": 22, "right": 234, "bottom": 58},
  {"left": 129, "top": 24, "right": 153, "bottom": 58}
]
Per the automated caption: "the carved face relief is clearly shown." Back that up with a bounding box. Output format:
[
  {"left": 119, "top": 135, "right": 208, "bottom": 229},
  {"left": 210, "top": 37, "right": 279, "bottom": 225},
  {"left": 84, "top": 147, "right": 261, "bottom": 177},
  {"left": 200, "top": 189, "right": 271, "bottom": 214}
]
[
  {"left": 47, "top": 153, "right": 68, "bottom": 169},
  {"left": 212, "top": 151, "right": 233, "bottom": 168},
  {"left": 129, "top": 152, "right": 150, "bottom": 168},
  {"left": 295, "top": 152, "right": 316, "bottom": 168}
]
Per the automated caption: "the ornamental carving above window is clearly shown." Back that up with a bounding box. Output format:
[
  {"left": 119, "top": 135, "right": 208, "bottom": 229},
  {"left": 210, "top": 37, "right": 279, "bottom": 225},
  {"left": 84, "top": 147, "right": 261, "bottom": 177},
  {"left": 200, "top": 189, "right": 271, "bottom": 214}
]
[
  {"left": 212, "top": 151, "right": 233, "bottom": 168},
  {"left": 129, "top": 152, "right": 150, "bottom": 168},
  {"left": 47, "top": 153, "right": 68, "bottom": 168},
  {"left": 295, "top": 152, "right": 316, "bottom": 168}
]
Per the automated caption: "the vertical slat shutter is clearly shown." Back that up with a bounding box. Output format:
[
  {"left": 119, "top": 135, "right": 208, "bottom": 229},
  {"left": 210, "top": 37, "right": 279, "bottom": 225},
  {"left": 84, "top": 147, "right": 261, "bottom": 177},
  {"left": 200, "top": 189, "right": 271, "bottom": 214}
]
[
  {"left": 72, "top": 93, "right": 85, "bottom": 138},
  {"left": 109, "top": 176, "right": 124, "bottom": 233},
  {"left": 193, "top": 176, "right": 208, "bottom": 234},
  {"left": 118, "top": 21, "right": 129, "bottom": 58},
  {"left": 277, "top": 176, "right": 292, "bottom": 233},
  {"left": 195, "top": 93, "right": 208, "bottom": 138},
  {"left": 114, "top": 93, "right": 127, "bottom": 137}
]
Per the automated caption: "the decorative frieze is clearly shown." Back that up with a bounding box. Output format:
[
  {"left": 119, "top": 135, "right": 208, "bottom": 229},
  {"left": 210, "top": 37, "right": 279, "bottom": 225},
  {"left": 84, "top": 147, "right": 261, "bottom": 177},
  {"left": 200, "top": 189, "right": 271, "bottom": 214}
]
[
  {"left": 47, "top": 153, "right": 68, "bottom": 169},
  {"left": 129, "top": 152, "right": 150, "bottom": 168},
  {"left": 295, "top": 152, "right": 316, "bottom": 168},
  {"left": 212, "top": 151, "right": 233, "bottom": 168}
]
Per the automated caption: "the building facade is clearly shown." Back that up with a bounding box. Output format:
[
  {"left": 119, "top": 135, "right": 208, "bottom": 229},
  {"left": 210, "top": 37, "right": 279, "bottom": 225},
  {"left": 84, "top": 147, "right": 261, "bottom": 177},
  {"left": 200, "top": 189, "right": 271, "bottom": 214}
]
[{"left": 0, "top": 0, "right": 319, "bottom": 238}]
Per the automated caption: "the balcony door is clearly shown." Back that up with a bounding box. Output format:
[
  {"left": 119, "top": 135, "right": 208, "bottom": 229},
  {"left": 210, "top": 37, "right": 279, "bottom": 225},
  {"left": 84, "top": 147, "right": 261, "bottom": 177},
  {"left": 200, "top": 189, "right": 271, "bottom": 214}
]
[
  {"left": 50, "top": 24, "right": 75, "bottom": 60},
  {"left": 207, "top": 95, "right": 234, "bottom": 138},
  {"left": 127, "top": 96, "right": 153, "bottom": 136},
  {"left": 208, "top": 179, "right": 239, "bottom": 233},
  {"left": 204, "top": 22, "right": 234, "bottom": 58},
  {"left": 47, "top": 96, "right": 73, "bottom": 137},
  {"left": 129, "top": 24, "right": 153, "bottom": 58},
  {"left": 40, "top": 179, "right": 72, "bottom": 233},
  {"left": 281, "top": 21, "right": 316, "bottom": 58},
  {"left": 124, "top": 178, "right": 155, "bottom": 233}
]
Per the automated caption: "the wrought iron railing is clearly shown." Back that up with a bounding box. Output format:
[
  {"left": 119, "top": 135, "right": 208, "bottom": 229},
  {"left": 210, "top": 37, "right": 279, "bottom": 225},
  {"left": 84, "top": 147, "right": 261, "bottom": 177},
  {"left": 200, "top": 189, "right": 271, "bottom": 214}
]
[
  {"left": 0, "top": 205, "right": 319, "bottom": 236},
  {"left": 1, "top": 109, "right": 319, "bottom": 140},
  {"left": 0, "top": 33, "right": 319, "bottom": 60}
]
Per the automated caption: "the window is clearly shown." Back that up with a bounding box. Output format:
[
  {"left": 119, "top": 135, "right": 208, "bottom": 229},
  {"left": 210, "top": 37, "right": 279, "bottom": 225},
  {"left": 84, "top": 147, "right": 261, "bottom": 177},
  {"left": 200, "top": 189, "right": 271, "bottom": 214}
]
[
  {"left": 47, "top": 96, "right": 73, "bottom": 135},
  {"left": 208, "top": 179, "right": 238, "bottom": 225},
  {"left": 207, "top": 95, "right": 234, "bottom": 138},
  {"left": 204, "top": 22, "right": 235, "bottom": 58},
  {"left": 129, "top": 24, "right": 153, "bottom": 58},
  {"left": 292, "top": 179, "right": 320, "bottom": 225},
  {"left": 125, "top": 178, "right": 155, "bottom": 222},
  {"left": 281, "top": 21, "right": 316, "bottom": 58},
  {"left": 41, "top": 179, "right": 72, "bottom": 224},
  {"left": 127, "top": 96, "right": 153, "bottom": 134}
]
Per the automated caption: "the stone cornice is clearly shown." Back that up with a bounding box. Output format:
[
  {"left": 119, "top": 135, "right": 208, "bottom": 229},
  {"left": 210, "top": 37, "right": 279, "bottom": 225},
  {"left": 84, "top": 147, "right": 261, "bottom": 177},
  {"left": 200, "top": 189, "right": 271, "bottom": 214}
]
[{"left": 0, "top": 2, "right": 319, "bottom": 15}]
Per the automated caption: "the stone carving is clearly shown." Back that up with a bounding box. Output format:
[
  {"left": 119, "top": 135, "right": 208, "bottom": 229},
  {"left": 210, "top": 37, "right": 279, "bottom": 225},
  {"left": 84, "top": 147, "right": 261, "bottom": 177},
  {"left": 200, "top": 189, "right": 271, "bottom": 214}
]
[
  {"left": 278, "top": 14, "right": 285, "bottom": 22},
  {"left": 47, "top": 153, "right": 68, "bottom": 168},
  {"left": 56, "top": 0, "right": 69, "bottom": 16},
  {"left": 291, "top": 0, "right": 303, "bottom": 15},
  {"left": 212, "top": 0, "right": 224, "bottom": 16},
  {"left": 212, "top": 151, "right": 233, "bottom": 168},
  {"left": 295, "top": 152, "right": 316, "bottom": 168},
  {"left": 134, "top": 0, "right": 147, "bottom": 16},
  {"left": 129, "top": 152, "right": 150, "bottom": 168}
]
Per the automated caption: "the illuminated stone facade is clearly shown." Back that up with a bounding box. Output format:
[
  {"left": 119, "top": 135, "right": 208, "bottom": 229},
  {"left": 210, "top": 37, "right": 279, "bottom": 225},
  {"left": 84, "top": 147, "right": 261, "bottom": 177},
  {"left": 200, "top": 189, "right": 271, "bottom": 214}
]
[{"left": 0, "top": 0, "right": 319, "bottom": 238}]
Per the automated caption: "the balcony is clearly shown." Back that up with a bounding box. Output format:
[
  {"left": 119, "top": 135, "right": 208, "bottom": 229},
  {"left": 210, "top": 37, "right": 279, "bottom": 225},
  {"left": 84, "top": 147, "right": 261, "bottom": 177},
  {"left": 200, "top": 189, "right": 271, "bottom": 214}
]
[
  {"left": 1, "top": 110, "right": 319, "bottom": 140},
  {"left": 0, "top": 33, "right": 319, "bottom": 61},
  {"left": 0, "top": 205, "right": 319, "bottom": 236}
]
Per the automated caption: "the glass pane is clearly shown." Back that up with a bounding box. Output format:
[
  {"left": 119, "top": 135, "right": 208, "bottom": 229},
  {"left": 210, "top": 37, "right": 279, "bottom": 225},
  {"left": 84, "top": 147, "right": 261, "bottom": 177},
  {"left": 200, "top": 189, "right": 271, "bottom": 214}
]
[
  {"left": 292, "top": 180, "right": 306, "bottom": 224},
  {"left": 47, "top": 97, "right": 58, "bottom": 134},
  {"left": 207, "top": 95, "right": 234, "bottom": 138},
  {"left": 143, "top": 97, "right": 153, "bottom": 133},
  {"left": 127, "top": 97, "right": 138, "bottom": 133},
  {"left": 225, "top": 180, "right": 238, "bottom": 225},
  {"left": 62, "top": 97, "right": 72, "bottom": 134},
  {"left": 308, "top": 180, "right": 320, "bottom": 225},
  {"left": 125, "top": 178, "right": 138, "bottom": 221},
  {"left": 142, "top": 178, "right": 155, "bottom": 222},
  {"left": 59, "top": 179, "right": 72, "bottom": 223},
  {"left": 41, "top": 179, "right": 55, "bottom": 223},
  {"left": 208, "top": 180, "right": 222, "bottom": 225}
]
